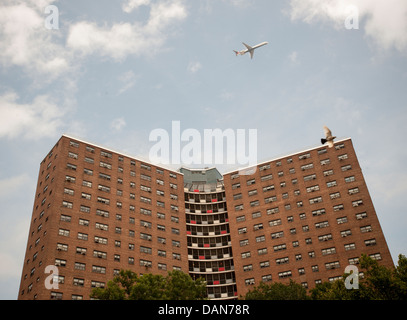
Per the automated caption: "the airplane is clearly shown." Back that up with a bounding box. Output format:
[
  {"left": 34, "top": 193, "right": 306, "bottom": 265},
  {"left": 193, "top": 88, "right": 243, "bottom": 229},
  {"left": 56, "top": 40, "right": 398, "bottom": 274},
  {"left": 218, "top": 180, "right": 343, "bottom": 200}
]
[{"left": 234, "top": 41, "right": 268, "bottom": 59}]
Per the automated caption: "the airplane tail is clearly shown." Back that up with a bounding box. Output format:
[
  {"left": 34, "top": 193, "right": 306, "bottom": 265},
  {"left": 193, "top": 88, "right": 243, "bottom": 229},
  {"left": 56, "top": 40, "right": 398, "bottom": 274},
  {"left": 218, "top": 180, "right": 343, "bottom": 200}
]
[{"left": 233, "top": 50, "right": 239, "bottom": 56}]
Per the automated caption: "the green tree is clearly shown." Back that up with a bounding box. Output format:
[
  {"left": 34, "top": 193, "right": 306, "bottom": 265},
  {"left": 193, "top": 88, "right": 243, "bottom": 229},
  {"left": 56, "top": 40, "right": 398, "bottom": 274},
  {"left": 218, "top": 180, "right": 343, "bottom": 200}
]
[
  {"left": 394, "top": 254, "right": 407, "bottom": 298},
  {"left": 91, "top": 269, "right": 138, "bottom": 300},
  {"left": 90, "top": 269, "right": 207, "bottom": 300},
  {"left": 164, "top": 269, "right": 207, "bottom": 300},
  {"left": 130, "top": 273, "right": 167, "bottom": 300},
  {"left": 310, "top": 278, "right": 371, "bottom": 300},
  {"left": 311, "top": 254, "right": 407, "bottom": 300},
  {"left": 244, "top": 280, "right": 309, "bottom": 300},
  {"left": 359, "top": 254, "right": 407, "bottom": 300}
]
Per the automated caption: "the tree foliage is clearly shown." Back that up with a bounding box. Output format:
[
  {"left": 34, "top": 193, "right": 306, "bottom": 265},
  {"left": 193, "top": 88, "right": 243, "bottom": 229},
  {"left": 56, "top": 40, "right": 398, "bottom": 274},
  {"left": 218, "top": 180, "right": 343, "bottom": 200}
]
[
  {"left": 243, "top": 254, "right": 407, "bottom": 300},
  {"left": 244, "top": 280, "right": 309, "bottom": 300},
  {"left": 310, "top": 254, "right": 407, "bottom": 300},
  {"left": 90, "top": 269, "right": 207, "bottom": 300}
]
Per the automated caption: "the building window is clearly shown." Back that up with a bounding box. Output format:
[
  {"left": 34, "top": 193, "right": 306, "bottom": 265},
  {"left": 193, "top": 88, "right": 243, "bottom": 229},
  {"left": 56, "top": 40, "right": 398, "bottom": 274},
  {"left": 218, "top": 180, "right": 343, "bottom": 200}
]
[
  {"left": 261, "top": 174, "right": 273, "bottom": 182},
  {"left": 330, "top": 192, "right": 341, "bottom": 200},
  {"left": 267, "top": 207, "right": 279, "bottom": 215},
  {"left": 243, "top": 264, "right": 253, "bottom": 272},
  {"left": 271, "top": 231, "right": 284, "bottom": 239},
  {"left": 320, "top": 158, "right": 330, "bottom": 166},
  {"left": 273, "top": 244, "right": 287, "bottom": 252},
  {"left": 341, "top": 164, "right": 352, "bottom": 172},
  {"left": 304, "top": 174, "right": 316, "bottom": 181},
  {"left": 352, "top": 199, "right": 363, "bottom": 207},
  {"left": 344, "top": 243, "right": 356, "bottom": 251},
  {"left": 241, "top": 251, "right": 251, "bottom": 259},
  {"left": 333, "top": 204, "right": 344, "bottom": 211},
  {"left": 265, "top": 196, "right": 277, "bottom": 204},
  {"left": 325, "top": 261, "right": 340, "bottom": 270},
  {"left": 74, "top": 262, "right": 85, "bottom": 270},
  {"left": 299, "top": 153, "right": 311, "bottom": 160},
  {"left": 50, "top": 292, "right": 63, "bottom": 300},
  {"left": 252, "top": 211, "right": 261, "bottom": 219},
  {"left": 309, "top": 196, "right": 322, "bottom": 204},
  {"left": 318, "top": 234, "right": 333, "bottom": 242},
  {"left": 278, "top": 271, "right": 292, "bottom": 279},
  {"left": 262, "top": 275, "right": 272, "bottom": 282},
  {"left": 345, "top": 176, "right": 355, "bottom": 183},
  {"left": 312, "top": 208, "right": 326, "bottom": 217},
  {"left": 276, "top": 257, "right": 289, "bottom": 265},
  {"left": 337, "top": 216, "right": 348, "bottom": 224},
  {"left": 235, "top": 204, "right": 244, "bottom": 211},
  {"left": 365, "top": 239, "right": 377, "bottom": 247},
  {"left": 140, "top": 259, "right": 152, "bottom": 268},
  {"left": 58, "top": 229, "right": 70, "bottom": 237},
  {"left": 238, "top": 227, "right": 247, "bottom": 234},
  {"left": 62, "top": 201, "right": 73, "bottom": 209},
  {"left": 232, "top": 183, "right": 241, "bottom": 189},
  {"left": 269, "top": 219, "right": 282, "bottom": 227},
  {"left": 326, "top": 181, "right": 337, "bottom": 188},
  {"left": 338, "top": 154, "right": 348, "bottom": 161},
  {"left": 322, "top": 247, "right": 336, "bottom": 255},
  {"left": 98, "top": 173, "right": 110, "bottom": 180},
  {"left": 360, "top": 225, "right": 373, "bottom": 233},
  {"left": 356, "top": 212, "right": 368, "bottom": 220},
  {"left": 315, "top": 221, "right": 329, "bottom": 229},
  {"left": 92, "top": 265, "right": 106, "bottom": 274},
  {"left": 369, "top": 253, "right": 382, "bottom": 261}
]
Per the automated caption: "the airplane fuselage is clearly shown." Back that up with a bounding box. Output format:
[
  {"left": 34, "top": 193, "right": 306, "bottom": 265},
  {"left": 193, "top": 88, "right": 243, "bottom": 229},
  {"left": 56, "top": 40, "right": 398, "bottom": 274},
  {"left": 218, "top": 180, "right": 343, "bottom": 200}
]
[
  {"left": 234, "top": 41, "right": 268, "bottom": 59},
  {"left": 251, "top": 42, "right": 268, "bottom": 50}
]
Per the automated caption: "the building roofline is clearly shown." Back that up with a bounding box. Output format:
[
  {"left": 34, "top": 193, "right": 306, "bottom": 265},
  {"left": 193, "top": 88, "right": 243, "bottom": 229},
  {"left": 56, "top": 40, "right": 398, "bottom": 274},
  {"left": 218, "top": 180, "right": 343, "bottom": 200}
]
[
  {"left": 222, "top": 137, "right": 352, "bottom": 176},
  {"left": 62, "top": 134, "right": 183, "bottom": 175},
  {"left": 61, "top": 134, "right": 352, "bottom": 177}
]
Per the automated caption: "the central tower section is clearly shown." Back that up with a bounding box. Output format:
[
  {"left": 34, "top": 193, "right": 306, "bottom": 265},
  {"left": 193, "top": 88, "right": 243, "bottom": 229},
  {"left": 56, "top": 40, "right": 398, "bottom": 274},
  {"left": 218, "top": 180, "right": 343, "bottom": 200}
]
[{"left": 180, "top": 167, "right": 237, "bottom": 300}]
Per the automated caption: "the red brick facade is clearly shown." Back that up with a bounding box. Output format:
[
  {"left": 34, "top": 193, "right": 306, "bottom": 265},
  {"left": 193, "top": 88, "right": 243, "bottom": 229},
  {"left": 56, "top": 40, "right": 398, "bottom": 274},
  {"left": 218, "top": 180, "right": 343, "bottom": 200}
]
[
  {"left": 224, "top": 138, "right": 393, "bottom": 296},
  {"left": 18, "top": 136, "right": 393, "bottom": 300},
  {"left": 18, "top": 135, "right": 187, "bottom": 300}
]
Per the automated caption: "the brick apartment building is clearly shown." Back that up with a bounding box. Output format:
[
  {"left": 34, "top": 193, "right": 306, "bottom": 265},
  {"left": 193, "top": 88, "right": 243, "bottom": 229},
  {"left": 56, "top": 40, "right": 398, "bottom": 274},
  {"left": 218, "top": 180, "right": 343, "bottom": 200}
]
[{"left": 18, "top": 135, "right": 393, "bottom": 300}]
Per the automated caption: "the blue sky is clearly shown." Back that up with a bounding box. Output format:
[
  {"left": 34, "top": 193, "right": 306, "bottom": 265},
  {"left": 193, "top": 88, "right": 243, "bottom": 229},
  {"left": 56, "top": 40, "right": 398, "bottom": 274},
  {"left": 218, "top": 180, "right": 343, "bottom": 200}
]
[{"left": 1, "top": 0, "right": 406, "bottom": 299}]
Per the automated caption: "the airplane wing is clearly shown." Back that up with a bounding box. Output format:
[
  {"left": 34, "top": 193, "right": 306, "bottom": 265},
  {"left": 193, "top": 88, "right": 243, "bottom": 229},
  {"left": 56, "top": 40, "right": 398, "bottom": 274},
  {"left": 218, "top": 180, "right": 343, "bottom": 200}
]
[
  {"left": 242, "top": 42, "right": 253, "bottom": 51},
  {"left": 249, "top": 51, "right": 254, "bottom": 59}
]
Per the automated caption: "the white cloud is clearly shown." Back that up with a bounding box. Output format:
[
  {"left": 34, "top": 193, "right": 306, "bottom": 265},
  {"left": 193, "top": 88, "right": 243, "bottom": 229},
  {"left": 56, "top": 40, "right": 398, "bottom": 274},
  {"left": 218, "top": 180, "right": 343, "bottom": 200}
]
[
  {"left": 288, "top": 51, "right": 299, "bottom": 66},
  {"left": 288, "top": 0, "right": 407, "bottom": 53},
  {"left": 110, "top": 117, "right": 127, "bottom": 132},
  {"left": 187, "top": 61, "right": 202, "bottom": 74},
  {"left": 0, "top": 0, "right": 70, "bottom": 79},
  {"left": 67, "top": 0, "right": 187, "bottom": 61},
  {"left": 122, "top": 0, "right": 151, "bottom": 13},
  {"left": 0, "top": 90, "right": 65, "bottom": 140}
]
